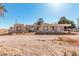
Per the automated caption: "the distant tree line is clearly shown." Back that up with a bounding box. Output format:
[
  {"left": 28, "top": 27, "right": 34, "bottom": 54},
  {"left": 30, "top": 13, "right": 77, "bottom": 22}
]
[{"left": 35, "top": 16, "right": 76, "bottom": 29}]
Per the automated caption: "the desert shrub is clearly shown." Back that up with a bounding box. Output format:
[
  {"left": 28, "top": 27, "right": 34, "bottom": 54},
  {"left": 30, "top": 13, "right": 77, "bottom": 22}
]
[
  {"left": 71, "top": 51, "right": 77, "bottom": 56},
  {"left": 57, "top": 37, "right": 64, "bottom": 41},
  {"left": 59, "top": 42, "right": 63, "bottom": 45},
  {"left": 66, "top": 39, "right": 76, "bottom": 43},
  {"left": 57, "top": 37, "right": 77, "bottom": 44},
  {"left": 37, "top": 39, "right": 46, "bottom": 42},
  {"left": 64, "top": 51, "right": 67, "bottom": 56},
  {"left": 64, "top": 50, "right": 78, "bottom": 56}
]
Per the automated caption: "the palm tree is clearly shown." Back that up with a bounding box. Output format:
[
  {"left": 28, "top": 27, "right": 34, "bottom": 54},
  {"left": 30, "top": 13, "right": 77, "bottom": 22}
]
[{"left": 0, "top": 4, "right": 7, "bottom": 16}]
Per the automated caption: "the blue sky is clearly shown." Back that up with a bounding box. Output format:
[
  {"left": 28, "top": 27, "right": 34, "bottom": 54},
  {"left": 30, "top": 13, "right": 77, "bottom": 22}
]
[{"left": 0, "top": 3, "right": 79, "bottom": 29}]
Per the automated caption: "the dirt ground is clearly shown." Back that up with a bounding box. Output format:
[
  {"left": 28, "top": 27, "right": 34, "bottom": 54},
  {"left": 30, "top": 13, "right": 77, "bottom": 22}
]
[{"left": 0, "top": 35, "right": 79, "bottom": 56}]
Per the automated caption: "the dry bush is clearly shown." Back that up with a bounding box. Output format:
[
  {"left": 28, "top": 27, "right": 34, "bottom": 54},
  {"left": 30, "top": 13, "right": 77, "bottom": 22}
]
[
  {"left": 71, "top": 51, "right": 77, "bottom": 56},
  {"left": 64, "top": 50, "right": 78, "bottom": 56},
  {"left": 37, "top": 39, "right": 46, "bottom": 42},
  {"left": 57, "top": 37, "right": 77, "bottom": 44},
  {"left": 57, "top": 37, "right": 64, "bottom": 41}
]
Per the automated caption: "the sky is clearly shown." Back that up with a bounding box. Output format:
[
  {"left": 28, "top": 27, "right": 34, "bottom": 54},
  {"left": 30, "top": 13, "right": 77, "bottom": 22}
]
[{"left": 0, "top": 3, "right": 79, "bottom": 29}]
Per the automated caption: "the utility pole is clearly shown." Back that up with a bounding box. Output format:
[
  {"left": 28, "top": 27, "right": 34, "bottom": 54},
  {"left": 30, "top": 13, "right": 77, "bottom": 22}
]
[{"left": 15, "top": 18, "right": 18, "bottom": 24}]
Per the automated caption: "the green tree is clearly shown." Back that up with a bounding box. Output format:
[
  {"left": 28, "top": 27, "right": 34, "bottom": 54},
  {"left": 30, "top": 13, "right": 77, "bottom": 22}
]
[
  {"left": 0, "top": 4, "right": 7, "bottom": 16},
  {"left": 58, "top": 16, "right": 70, "bottom": 24},
  {"left": 36, "top": 18, "right": 44, "bottom": 25},
  {"left": 70, "top": 21, "right": 76, "bottom": 28},
  {"left": 58, "top": 16, "right": 76, "bottom": 28}
]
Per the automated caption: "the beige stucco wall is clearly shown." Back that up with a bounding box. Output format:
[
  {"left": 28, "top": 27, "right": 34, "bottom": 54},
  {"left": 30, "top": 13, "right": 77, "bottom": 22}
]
[
  {"left": 9, "top": 24, "right": 71, "bottom": 33},
  {"left": 54, "top": 26, "right": 64, "bottom": 32},
  {"left": 38, "top": 25, "right": 68, "bottom": 32}
]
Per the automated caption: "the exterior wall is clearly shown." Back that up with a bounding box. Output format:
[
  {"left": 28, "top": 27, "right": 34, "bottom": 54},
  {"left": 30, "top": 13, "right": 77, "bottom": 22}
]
[
  {"left": 54, "top": 26, "right": 64, "bottom": 32},
  {"left": 38, "top": 25, "right": 65, "bottom": 32},
  {"left": 14, "top": 24, "right": 25, "bottom": 32},
  {"left": 9, "top": 24, "right": 71, "bottom": 33},
  {"left": 9, "top": 24, "right": 25, "bottom": 33},
  {"left": 38, "top": 25, "right": 52, "bottom": 30},
  {"left": 25, "top": 25, "right": 38, "bottom": 32}
]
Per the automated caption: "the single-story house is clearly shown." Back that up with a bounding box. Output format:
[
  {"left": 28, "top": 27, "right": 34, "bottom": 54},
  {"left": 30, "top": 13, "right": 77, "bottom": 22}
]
[{"left": 8, "top": 23, "right": 71, "bottom": 34}]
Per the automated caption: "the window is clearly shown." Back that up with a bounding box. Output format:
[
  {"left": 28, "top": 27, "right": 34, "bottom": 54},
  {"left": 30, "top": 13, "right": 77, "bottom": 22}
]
[
  {"left": 68, "top": 26, "right": 71, "bottom": 29},
  {"left": 64, "top": 26, "right": 67, "bottom": 30},
  {"left": 43, "top": 26, "right": 48, "bottom": 30},
  {"left": 64, "top": 26, "right": 68, "bottom": 31},
  {"left": 16, "top": 26, "right": 21, "bottom": 31},
  {"left": 30, "top": 27, "right": 34, "bottom": 30}
]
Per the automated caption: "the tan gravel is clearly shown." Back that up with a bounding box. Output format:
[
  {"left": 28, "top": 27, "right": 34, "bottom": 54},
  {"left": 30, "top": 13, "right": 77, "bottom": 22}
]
[{"left": 0, "top": 35, "right": 79, "bottom": 56}]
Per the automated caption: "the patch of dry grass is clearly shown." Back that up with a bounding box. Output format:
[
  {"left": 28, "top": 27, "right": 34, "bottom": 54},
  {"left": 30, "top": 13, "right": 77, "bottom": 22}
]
[
  {"left": 0, "top": 35, "right": 79, "bottom": 56},
  {"left": 0, "top": 44, "right": 24, "bottom": 56},
  {"left": 56, "top": 37, "right": 79, "bottom": 46}
]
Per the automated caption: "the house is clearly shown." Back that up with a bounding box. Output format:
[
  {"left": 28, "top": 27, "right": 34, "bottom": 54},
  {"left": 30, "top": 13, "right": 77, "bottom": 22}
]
[
  {"left": 36, "top": 24, "right": 71, "bottom": 32},
  {"left": 8, "top": 23, "right": 71, "bottom": 34}
]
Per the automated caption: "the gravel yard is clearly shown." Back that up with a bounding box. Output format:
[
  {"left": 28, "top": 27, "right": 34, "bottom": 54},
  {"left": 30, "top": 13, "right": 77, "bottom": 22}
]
[{"left": 0, "top": 35, "right": 79, "bottom": 56}]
